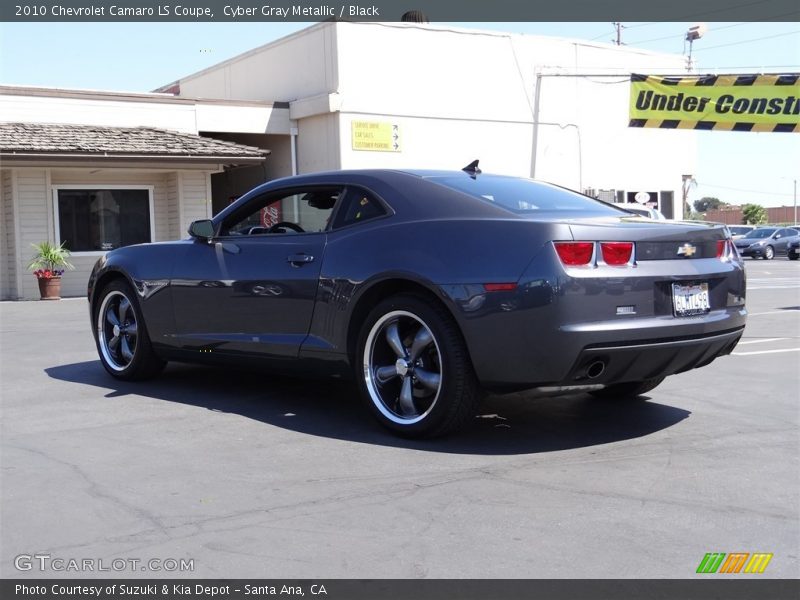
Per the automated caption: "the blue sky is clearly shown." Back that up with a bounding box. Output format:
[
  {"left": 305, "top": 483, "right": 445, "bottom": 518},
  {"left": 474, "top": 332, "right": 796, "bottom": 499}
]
[{"left": 0, "top": 20, "right": 798, "bottom": 209}]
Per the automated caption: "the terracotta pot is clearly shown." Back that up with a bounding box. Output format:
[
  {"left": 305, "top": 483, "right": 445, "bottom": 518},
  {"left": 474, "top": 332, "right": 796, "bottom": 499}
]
[{"left": 37, "top": 276, "right": 62, "bottom": 300}]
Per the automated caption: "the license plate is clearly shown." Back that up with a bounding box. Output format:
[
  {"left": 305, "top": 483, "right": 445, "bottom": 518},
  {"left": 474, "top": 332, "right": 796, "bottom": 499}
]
[{"left": 672, "top": 282, "right": 711, "bottom": 316}]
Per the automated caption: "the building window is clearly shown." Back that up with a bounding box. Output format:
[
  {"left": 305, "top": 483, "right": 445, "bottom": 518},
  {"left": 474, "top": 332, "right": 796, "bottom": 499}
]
[{"left": 54, "top": 187, "right": 153, "bottom": 253}]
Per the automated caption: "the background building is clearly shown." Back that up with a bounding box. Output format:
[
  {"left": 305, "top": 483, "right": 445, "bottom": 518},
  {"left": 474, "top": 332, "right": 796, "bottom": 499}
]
[
  {"left": 161, "top": 22, "right": 695, "bottom": 218},
  {"left": 1, "top": 21, "right": 696, "bottom": 299}
]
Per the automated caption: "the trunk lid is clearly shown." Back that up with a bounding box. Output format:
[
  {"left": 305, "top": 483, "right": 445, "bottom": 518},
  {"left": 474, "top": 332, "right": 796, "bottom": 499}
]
[{"left": 561, "top": 216, "right": 727, "bottom": 260}]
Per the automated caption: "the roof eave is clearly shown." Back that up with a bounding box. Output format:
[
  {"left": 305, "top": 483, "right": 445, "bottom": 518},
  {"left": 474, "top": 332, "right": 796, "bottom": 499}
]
[{"left": 0, "top": 152, "right": 268, "bottom": 165}]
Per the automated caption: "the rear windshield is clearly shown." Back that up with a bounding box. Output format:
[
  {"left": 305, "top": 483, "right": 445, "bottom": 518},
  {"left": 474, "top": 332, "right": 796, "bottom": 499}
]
[
  {"left": 728, "top": 226, "right": 753, "bottom": 235},
  {"left": 427, "top": 175, "right": 623, "bottom": 215}
]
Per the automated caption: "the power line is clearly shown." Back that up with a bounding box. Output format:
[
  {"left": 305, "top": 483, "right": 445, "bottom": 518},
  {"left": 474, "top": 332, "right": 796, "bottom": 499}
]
[
  {"left": 621, "top": 22, "right": 658, "bottom": 30},
  {"left": 626, "top": 32, "right": 682, "bottom": 46},
  {"left": 589, "top": 28, "right": 615, "bottom": 42},
  {"left": 628, "top": 12, "right": 797, "bottom": 46},
  {"left": 669, "top": 0, "right": 788, "bottom": 22},
  {"left": 699, "top": 183, "right": 794, "bottom": 197},
  {"left": 626, "top": 16, "right": 798, "bottom": 46},
  {"left": 694, "top": 29, "right": 800, "bottom": 52}
]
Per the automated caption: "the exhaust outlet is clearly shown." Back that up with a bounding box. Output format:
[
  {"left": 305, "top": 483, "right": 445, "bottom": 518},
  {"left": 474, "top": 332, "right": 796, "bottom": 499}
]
[{"left": 586, "top": 360, "right": 606, "bottom": 379}]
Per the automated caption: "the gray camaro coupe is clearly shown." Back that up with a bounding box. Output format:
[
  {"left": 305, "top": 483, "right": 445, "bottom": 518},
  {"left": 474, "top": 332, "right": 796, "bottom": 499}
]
[{"left": 88, "top": 166, "right": 747, "bottom": 437}]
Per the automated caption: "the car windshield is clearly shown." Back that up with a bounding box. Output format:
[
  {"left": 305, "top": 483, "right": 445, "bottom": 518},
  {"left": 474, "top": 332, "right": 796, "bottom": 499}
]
[
  {"left": 427, "top": 175, "right": 623, "bottom": 214},
  {"left": 728, "top": 226, "right": 752, "bottom": 235},
  {"left": 747, "top": 228, "right": 776, "bottom": 239}
]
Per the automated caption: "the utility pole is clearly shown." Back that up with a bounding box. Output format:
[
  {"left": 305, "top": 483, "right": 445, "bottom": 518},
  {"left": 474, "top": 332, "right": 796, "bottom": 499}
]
[
  {"left": 613, "top": 22, "right": 624, "bottom": 46},
  {"left": 682, "top": 174, "right": 696, "bottom": 220}
]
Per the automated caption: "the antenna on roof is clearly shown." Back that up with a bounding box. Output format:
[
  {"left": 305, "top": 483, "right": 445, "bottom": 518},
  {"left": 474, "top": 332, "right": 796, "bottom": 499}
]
[{"left": 462, "top": 160, "right": 481, "bottom": 178}]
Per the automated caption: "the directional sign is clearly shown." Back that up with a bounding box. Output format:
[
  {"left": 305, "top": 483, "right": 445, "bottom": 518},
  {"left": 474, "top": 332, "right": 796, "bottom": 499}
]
[{"left": 351, "top": 121, "right": 401, "bottom": 152}]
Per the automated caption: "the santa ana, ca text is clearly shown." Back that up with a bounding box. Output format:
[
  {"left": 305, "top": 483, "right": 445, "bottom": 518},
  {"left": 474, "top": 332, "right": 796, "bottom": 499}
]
[{"left": 15, "top": 584, "right": 328, "bottom": 597}]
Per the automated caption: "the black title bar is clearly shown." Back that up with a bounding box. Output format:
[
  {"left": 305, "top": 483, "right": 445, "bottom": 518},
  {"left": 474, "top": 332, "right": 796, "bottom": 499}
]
[
  {"left": 4, "top": 579, "right": 800, "bottom": 600},
  {"left": 2, "top": 0, "right": 800, "bottom": 22}
]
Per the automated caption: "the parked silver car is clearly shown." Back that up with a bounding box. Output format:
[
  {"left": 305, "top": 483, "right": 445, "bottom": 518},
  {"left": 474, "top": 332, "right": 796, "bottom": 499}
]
[{"left": 733, "top": 227, "right": 800, "bottom": 260}]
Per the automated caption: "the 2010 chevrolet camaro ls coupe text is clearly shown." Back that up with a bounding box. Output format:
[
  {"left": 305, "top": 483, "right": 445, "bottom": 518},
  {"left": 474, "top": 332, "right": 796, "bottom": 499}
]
[{"left": 88, "top": 166, "right": 747, "bottom": 437}]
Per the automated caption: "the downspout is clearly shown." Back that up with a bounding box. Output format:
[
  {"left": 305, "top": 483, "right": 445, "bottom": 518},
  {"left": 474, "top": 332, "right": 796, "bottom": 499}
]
[
  {"left": 530, "top": 71, "right": 542, "bottom": 179},
  {"left": 530, "top": 72, "right": 583, "bottom": 190},
  {"left": 290, "top": 123, "right": 299, "bottom": 220},
  {"left": 290, "top": 123, "right": 298, "bottom": 176}
]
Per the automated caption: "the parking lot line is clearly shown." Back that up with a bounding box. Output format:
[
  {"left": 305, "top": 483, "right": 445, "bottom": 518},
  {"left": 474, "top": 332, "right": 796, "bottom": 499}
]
[
  {"left": 732, "top": 348, "right": 800, "bottom": 356},
  {"left": 737, "top": 338, "right": 788, "bottom": 345},
  {"left": 747, "top": 310, "right": 800, "bottom": 316}
]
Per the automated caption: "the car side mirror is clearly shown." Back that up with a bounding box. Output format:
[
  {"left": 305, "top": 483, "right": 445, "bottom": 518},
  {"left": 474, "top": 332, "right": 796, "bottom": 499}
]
[{"left": 189, "top": 219, "right": 215, "bottom": 240}]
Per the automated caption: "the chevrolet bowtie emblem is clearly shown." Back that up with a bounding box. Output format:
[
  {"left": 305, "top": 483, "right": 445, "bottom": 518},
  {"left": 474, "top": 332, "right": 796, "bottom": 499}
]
[{"left": 677, "top": 243, "right": 697, "bottom": 257}]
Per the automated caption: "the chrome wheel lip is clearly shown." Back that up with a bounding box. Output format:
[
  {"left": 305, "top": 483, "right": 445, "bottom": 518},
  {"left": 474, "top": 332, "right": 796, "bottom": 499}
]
[
  {"left": 97, "top": 290, "right": 136, "bottom": 372},
  {"left": 363, "top": 310, "right": 442, "bottom": 425}
]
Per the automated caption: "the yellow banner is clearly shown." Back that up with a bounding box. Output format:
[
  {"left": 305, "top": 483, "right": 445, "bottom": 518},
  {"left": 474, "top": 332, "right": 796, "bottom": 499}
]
[{"left": 629, "top": 73, "right": 800, "bottom": 132}]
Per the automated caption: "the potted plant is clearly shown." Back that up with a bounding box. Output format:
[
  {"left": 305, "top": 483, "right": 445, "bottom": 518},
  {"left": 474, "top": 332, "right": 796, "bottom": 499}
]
[{"left": 28, "top": 241, "right": 74, "bottom": 300}]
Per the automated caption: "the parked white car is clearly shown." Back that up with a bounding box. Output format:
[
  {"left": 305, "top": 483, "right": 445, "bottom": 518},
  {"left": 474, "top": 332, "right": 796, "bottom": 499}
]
[
  {"left": 615, "top": 203, "right": 668, "bottom": 220},
  {"left": 728, "top": 225, "right": 756, "bottom": 240}
]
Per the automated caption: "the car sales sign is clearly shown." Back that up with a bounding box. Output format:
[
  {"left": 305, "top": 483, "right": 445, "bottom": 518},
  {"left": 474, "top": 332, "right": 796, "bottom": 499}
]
[
  {"left": 352, "top": 121, "right": 402, "bottom": 152},
  {"left": 628, "top": 73, "right": 799, "bottom": 133}
]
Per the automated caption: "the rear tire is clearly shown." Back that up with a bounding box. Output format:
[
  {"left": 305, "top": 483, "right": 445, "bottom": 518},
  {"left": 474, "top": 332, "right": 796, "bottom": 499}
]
[
  {"left": 355, "top": 294, "right": 479, "bottom": 438},
  {"left": 589, "top": 377, "right": 665, "bottom": 400},
  {"left": 94, "top": 279, "right": 166, "bottom": 380},
  {"left": 789, "top": 253, "right": 798, "bottom": 261}
]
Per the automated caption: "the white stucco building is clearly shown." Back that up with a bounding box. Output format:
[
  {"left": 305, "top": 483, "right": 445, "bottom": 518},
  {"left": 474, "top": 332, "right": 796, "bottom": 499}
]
[{"left": 1, "top": 21, "right": 696, "bottom": 300}]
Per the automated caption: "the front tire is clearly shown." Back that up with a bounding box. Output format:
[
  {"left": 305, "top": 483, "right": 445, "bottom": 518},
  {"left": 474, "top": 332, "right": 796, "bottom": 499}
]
[
  {"left": 764, "top": 245, "right": 775, "bottom": 260},
  {"left": 589, "top": 377, "right": 665, "bottom": 400},
  {"left": 789, "top": 252, "right": 798, "bottom": 261},
  {"left": 356, "top": 294, "right": 479, "bottom": 438},
  {"left": 94, "top": 279, "right": 166, "bottom": 380}
]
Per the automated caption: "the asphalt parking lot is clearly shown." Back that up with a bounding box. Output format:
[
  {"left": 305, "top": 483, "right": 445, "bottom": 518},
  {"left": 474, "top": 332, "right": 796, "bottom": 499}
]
[{"left": 1, "top": 258, "right": 798, "bottom": 579}]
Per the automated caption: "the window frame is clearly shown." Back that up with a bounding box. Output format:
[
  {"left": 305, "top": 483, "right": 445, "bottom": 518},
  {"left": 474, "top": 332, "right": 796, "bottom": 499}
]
[{"left": 52, "top": 185, "right": 155, "bottom": 257}]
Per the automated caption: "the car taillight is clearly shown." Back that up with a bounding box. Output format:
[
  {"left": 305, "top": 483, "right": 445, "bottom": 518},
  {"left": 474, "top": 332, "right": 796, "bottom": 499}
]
[
  {"left": 717, "top": 239, "right": 736, "bottom": 260},
  {"left": 600, "top": 242, "right": 634, "bottom": 266},
  {"left": 554, "top": 242, "right": 594, "bottom": 266}
]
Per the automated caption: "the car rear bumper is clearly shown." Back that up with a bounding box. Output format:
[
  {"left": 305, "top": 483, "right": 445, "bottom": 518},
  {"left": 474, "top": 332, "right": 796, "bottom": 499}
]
[
  {"left": 460, "top": 306, "right": 747, "bottom": 391},
  {"left": 443, "top": 248, "right": 747, "bottom": 391},
  {"left": 564, "top": 327, "right": 743, "bottom": 386}
]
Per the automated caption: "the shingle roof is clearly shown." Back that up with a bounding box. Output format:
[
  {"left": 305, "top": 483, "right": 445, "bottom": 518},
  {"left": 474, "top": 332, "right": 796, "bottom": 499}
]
[{"left": 0, "top": 122, "right": 269, "bottom": 161}]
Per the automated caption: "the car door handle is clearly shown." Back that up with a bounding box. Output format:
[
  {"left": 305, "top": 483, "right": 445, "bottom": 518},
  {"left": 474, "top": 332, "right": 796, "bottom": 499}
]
[{"left": 287, "top": 253, "right": 314, "bottom": 266}]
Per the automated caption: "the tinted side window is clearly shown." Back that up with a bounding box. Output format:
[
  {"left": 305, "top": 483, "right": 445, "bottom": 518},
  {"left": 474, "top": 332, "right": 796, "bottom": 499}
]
[
  {"left": 332, "top": 188, "right": 387, "bottom": 229},
  {"left": 222, "top": 188, "right": 342, "bottom": 235}
]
